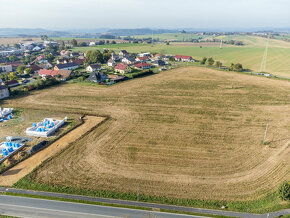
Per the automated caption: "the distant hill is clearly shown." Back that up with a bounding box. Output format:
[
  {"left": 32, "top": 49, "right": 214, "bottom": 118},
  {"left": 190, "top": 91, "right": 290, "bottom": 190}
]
[{"left": 103, "top": 28, "right": 179, "bottom": 36}]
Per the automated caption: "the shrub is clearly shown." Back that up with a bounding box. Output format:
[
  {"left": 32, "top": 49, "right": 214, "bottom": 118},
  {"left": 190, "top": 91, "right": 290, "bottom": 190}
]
[{"left": 278, "top": 181, "right": 290, "bottom": 201}]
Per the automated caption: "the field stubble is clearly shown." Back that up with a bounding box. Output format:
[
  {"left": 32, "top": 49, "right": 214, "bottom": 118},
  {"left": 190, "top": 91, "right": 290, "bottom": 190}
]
[{"left": 4, "top": 66, "right": 290, "bottom": 202}]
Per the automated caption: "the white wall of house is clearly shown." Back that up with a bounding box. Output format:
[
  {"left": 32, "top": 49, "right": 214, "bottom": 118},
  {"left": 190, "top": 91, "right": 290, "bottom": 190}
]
[
  {"left": 0, "top": 88, "right": 9, "bottom": 99},
  {"left": 0, "top": 65, "right": 12, "bottom": 72}
]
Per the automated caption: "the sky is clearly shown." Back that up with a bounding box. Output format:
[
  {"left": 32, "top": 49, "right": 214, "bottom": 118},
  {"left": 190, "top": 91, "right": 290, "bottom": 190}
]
[{"left": 0, "top": 0, "right": 290, "bottom": 30}]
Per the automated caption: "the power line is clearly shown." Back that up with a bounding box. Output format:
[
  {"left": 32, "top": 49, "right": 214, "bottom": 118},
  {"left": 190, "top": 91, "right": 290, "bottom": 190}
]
[{"left": 260, "top": 34, "right": 270, "bottom": 72}]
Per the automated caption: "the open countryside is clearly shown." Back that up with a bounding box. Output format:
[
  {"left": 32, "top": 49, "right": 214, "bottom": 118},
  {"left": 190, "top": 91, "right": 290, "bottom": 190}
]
[{"left": 1, "top": 66, "right": 288, "bottom": 213}]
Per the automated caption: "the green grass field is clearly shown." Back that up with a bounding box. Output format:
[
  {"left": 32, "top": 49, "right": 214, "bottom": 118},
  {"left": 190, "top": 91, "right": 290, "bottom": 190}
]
[{"left": 73, "top": 39, "right": 290, "bottom": 76}]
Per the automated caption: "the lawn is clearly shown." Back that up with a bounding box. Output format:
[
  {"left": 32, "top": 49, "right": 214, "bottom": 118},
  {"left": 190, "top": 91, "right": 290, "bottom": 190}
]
[{"left": 3, "top": 66, "right": 289, "bottom": 213}]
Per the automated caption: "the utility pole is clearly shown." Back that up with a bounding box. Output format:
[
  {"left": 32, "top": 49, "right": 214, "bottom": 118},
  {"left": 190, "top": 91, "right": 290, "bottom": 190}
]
[
  {"left": 220, "top": 39, "right": 223, "bottom": 49},
  {"left": 263, "top": 121, "right": 269, "bottom": 144}
]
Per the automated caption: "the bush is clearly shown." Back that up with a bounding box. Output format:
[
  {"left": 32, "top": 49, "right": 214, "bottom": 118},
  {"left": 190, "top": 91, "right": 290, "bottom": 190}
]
[{"left": 278, "top": 181, "right": 290, "bottom": 201}]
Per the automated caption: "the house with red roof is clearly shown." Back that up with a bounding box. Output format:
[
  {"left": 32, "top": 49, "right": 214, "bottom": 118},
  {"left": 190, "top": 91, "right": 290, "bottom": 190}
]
[
  {"left": 134, "top": 62, "right": 152, "bottom": 70},
  {"left": 38, "top": 69, "right": 72, "bottom": 80},
  {"left": 114, "top": 63, "right": 131, "bottom": 74},
  {"left": 174, "top": 55, "right": 193, "bottom": 62}
]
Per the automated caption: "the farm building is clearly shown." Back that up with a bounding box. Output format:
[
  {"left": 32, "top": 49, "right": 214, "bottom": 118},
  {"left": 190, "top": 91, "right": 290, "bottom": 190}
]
[
  {"left": 87, "top": 72, "right": 107, "bottom": 83},
  {"left": 86, "top": 64, "right": 101, "bottom": 72},
  {"left": 134, "top": 62, "right": 152, "bottom": 70},
  {"left": 26, "top": 118, "right": 65, "bottom": 137},
  {"left": 0, "top": 86, "right": 9, "bottom": 100},
  {"left": 115, "top": 63, "right": 131, "bottom": 74},
  {"left": 54, "top": 62, "right": 78, "bottom": 71}
]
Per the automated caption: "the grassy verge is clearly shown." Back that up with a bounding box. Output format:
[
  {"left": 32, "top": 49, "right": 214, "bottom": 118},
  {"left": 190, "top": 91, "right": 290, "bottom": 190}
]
[
  {"left": 2, "top": 192, "right": 233, "bottom": 218},
  {"left": 13, "top": 175, "right": 289, "bottom": 214}
]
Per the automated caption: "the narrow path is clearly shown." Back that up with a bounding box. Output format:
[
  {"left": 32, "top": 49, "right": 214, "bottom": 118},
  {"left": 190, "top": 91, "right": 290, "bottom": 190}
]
[{"left": 0, "top": 116, "right": 105, "bottom": 186}]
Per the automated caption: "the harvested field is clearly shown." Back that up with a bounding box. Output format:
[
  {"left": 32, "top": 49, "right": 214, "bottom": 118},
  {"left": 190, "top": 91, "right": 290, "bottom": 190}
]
[
  {"left": 3, "top": 67, "right": 290, "bottom": 202},
  {"left": 0, "top": 116, "right": 105, "bottom": 186},
  {"left": 0, "top": 37, "right": 41, "bottom": 46}
]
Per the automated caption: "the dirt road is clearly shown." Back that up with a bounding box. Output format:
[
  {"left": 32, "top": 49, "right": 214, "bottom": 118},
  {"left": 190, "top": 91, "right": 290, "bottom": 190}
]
[{"left": 0, "top": 116, "right": 105, "bottom": 186}]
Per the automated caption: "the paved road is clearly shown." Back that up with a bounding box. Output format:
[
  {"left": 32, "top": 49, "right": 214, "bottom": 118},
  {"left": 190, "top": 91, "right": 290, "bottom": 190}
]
[
  {"left": 0, "top": 195, "right": 204, "bottom": 218},
  {"left": 0, "top": 188, "right": 289, "bottom": 218}
]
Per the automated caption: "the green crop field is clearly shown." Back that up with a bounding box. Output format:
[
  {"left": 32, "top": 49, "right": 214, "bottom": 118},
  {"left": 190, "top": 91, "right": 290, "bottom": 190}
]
[{"left": 73, "top": 35, "right": 290, "bottom": 77}]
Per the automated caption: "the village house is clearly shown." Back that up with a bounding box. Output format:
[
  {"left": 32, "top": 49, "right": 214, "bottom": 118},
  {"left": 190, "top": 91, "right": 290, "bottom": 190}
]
[
  {"left": 86, "top": 64, "right": 101, "bottom": 72},
  {"left": 111, "top": 53, "right": 120, "bottom": 61},
  {"left": 0, "top": 85, "right": 9, "bottom": 99},
  {"left": 122, "top": 56, "right": 136, "bottom": 65},
  {"left": 135, "top": 56, "right": 150, "bottom": 62},
  {"left": 137, "top": 52, "right": 151, "bottom": 58},
  {"left": 0, "top": 65, "right": 13, "bottom": 72},
  {"left": 115, "top": 63, "right": 131, "bottom": 74},
  {"left": 87, "top": 71, "right": 107, "bottom": 83},
  {"left": 174, "top": 55, "right": 193, "bottom": 62},
  {"left": 25, "top": 64, "right": 41, "bottom": 73},
  {"left": 152, "top": 60, "right": 166, "bottom": 67},
  {"left": 4, "top": 80, "right": 19, "bottom": 88},
  {"left": 54, "top": 62, "right": 79, "bottom": 71},
  {"left": 119, "top": 50, "right": 129, "bottom": 57},
  {"left": 134, "top": 62, "right": 152, "bottom": 70},
  {"left": 38, "top": 69, "right": 72, "bottom": 80},
  {"left": 56, "top": 58, "right": 69, "bottom": 64},
  {"left": 107, "top": 59, "right": 116, "bottom": 67},
  {"left": 71, "top": 59, "right": 85, "bottom": 65}
]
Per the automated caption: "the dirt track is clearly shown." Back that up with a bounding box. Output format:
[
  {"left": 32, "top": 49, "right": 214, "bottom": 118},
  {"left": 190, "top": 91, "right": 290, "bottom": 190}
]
[{"left": 0, "top": 116, "right": 105, "bottom": 186}]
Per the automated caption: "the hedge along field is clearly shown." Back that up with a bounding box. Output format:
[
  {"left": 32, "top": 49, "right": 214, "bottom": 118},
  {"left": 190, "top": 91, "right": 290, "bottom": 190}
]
[
  {"left": 4, "top": 66, "right": 290, "bottom": 212},
  {"left": 73, "top": 35, "right": 290, "bottom": 77}
]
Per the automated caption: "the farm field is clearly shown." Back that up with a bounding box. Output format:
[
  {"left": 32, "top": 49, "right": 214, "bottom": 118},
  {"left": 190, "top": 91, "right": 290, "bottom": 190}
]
[
  {"left": 0, "top": 37, "right": 41, "bottom": 46},
  {"left": 3, "top": 66, "right": 289, "bottom": 212},
  {"left": 73, "top": 35, "right": 290, "bottom": 77}
]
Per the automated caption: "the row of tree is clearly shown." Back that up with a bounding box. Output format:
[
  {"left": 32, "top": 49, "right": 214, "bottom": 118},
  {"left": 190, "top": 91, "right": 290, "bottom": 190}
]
[{"left": 200, "top": 57, "right": 243, "bottom": 71}]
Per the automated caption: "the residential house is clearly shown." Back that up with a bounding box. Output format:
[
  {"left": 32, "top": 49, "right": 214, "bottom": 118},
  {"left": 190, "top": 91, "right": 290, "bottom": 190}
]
[
  {"left": 135, "top": 56, "right": 150, "bottom": 62},
  {"left": 86, "top": 64, "right": 101, "bottom": 72},
  {"left": 174, "top": 55, "right": 193, "bottom": 62},
  {"left": 137, "top": 52, "right": 151, "bottom": 58},
  {"left": 0, "top": 85, "right": 9, "bottom": 99},
  {"left": 134, "top": 62, "right": 152, "bottom": 70},
  {"left": 54, "top": 62, "right": 78, "bottom": 71},
  {"left": 89, "top": 42, "right": 96, "bottom": 46},
  {"left": 111, "top": 53, "right": 120, "bottom": 61},
  {"left": 107, "top": 75, "right": 127, "bottom": 83},
  {"left": 0, "top": 65, "right": 13, "bottom": 72},
  {"left": 70, "top": 52, "right": 80, "bottom": 57},
  {"left": 25, "top": 64, "right": 41, "bottom": 73},
  {"left": 4, "top": 80, "right": 19, "bottom": 88},
  {"left": 119, "top": 50, "right": 129, "bottom": 57},
  {"left": 71, "top": 59, "right": 85, "bottom": 65},
  {"left": 115, "top": 63, "right": 131, "bottom": 74},
  {"left": 56, "top": 58, "right": 69, "bottom": 64},
  {"left": 122, "top": 56, "right": 136, "bottom": 65},
  {"left": 107, "top": 59, "right": 116, "bottom": 67},
  {"left": 38, "top": 69, "right": 72, "bottom": 80},
  {"left": 152, "top": 60, "right": 166, "bottom": 67},
  {"left": 87, "top": 71, "right": 107, "bottom": 83}
]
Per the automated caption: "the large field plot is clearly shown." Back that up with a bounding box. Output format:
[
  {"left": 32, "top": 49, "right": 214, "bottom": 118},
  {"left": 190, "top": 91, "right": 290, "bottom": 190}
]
[
  {"left": 0, "top": 37, "right": 41, "bottom": 46},
  {"left": 73, "top": 35, "right": 290, "bottom": 77},
  {"left": 4, "top": 67, "right": 289, "bottom": 210}
]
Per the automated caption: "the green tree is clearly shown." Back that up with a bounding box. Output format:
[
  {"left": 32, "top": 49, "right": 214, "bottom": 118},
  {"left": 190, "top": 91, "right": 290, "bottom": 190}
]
[
  {"left": 8, "top": 72, "right": 18, "bottom": 80},
  {"left": 59, "top": 41, "right": 65, "bottom": 50},
  {"left": 9, "top": 55, "right": 18, "bottom": 62},
  {"left": 278, "top": 181, "right": 290, "bottom": 201},
  {"left": 17, "top": 65, "right": 26, "bottom": 74},
  {"left": 200, "top": 57, "right": 207, "bottom": 65},
  {"left": 169, "top": 56, "right": 175, "bottom": 62},
  {"left": 24, "top": 68, "right": 34, "bottom": 74},
  {"left": 70, "top": 39, "right": 78, "bottom": 47},
  {"left": 166, "top": 42, "right": 170, "bottom": 45},
  {"left": 45, "top": 54, "right": 54, "bottom": 61},
  {"left": 206, "top": 57, "right": 214, "bottom": 66},
  {"left": 14, "top": 43, "right": 21, "bottom": 49},
  {"left": 215, "top": 61, "right": 222, "bottom": 68}
]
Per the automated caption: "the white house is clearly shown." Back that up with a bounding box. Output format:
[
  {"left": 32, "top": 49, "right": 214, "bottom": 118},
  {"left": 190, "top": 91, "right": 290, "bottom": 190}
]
[
  {"left": 0, "top": 85, "right": 9, "bottom": 99},
  {"left": 107, "top": 59, "right": 116, "bottom": 67},
  {"left": 122, "top": 56, "right": 135, "bottom": 65},
  {"left": 86, "top": 64, "right": 101, "bottom": 72}
]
